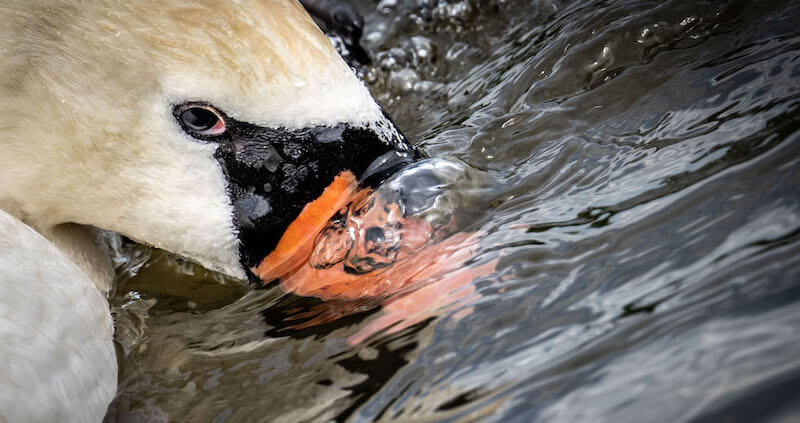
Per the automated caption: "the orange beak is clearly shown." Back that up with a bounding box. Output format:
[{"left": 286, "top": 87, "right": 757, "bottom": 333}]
[
  {"left": 253, "top": 171, "right": 359, "bottom": 283},
  {"left": 252, "top": 170, "right": 494, "bottom": 302}
]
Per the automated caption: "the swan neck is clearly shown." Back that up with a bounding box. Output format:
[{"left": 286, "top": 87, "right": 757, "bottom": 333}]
[{"left": 40, "top": 223, "right": 115, "bottom": 294}]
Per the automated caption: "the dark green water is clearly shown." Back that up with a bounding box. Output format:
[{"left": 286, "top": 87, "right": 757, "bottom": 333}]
[{"left": 107, "top": 0, "right": 800, "bottom": 421}]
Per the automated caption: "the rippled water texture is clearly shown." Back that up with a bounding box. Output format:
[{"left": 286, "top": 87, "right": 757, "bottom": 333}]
[{"left": 107, "top": 0, "right": 800, "bottom": 421}]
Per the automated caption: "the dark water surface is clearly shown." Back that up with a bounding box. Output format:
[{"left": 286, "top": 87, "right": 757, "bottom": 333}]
[{"left": 107, "top": 0, "right": 800, "bottom": 421}]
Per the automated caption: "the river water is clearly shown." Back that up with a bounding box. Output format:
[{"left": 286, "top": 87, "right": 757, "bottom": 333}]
[{"left": 107, "top": 0, "right": 800, "bottom": 421}]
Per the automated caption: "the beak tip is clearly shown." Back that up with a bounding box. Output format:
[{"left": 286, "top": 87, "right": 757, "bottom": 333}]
[{"left": 358, "top": 149, "right": 417, "bottom": 187}]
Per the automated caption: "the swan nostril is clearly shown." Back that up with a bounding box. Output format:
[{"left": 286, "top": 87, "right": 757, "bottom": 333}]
[{"left": 364, "top": 226, "right": 385, "bottom": 243}]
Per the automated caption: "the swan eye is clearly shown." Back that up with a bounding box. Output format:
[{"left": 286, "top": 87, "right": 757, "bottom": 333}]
[{"left": 179, "top": 106, "right": 226, "bottom": 136}]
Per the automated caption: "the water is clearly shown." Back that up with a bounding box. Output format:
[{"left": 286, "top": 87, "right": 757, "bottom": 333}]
[{"left": 106, "top": 0, "right": 800, "bottom": 421}]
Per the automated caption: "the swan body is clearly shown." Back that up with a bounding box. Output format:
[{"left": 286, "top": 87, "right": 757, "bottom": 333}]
[
  {"left": 0, "top": 210, "right": 116, "bottom": 422},
  {"left": 0, "top": 0, "right": 413, "bottom": 420}
]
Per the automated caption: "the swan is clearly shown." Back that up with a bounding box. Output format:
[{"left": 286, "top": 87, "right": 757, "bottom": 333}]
[{"left": 0, "top": 0, "right": 414, "bottom": 420}]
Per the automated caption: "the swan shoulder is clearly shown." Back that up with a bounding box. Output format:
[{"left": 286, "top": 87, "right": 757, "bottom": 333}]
[{"left": 0, "top": 210, "right": 117, "bottom": 422}]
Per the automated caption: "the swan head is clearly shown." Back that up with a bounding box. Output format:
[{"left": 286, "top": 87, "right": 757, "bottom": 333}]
[{"left": 0, "top": 0, "right": 415, "bottom": 280}]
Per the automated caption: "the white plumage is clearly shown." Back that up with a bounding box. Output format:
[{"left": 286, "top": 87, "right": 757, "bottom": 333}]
[{"left": 0, "top": 210, "right": 117, "bottom": 422}]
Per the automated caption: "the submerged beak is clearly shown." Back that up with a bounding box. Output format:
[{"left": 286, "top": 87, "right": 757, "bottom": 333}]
[
  {"left": 210, "top": 114, "right": 418, "bottom": 275},
  {"left": 358, "top": 149, "right": 415, "bottom": 187},
  {"left": 251, "top": 146, "right": 420, "bottom": 284}
]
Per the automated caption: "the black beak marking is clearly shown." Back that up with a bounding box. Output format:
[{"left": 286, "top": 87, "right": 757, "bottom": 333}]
[{"left": 204, "top": 114, "right": 418, "bottom": 270}]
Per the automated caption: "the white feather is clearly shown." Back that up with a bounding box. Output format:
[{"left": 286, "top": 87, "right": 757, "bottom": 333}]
[{"left": 0, "top": 210, "right": 117, "bottom": 422}]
